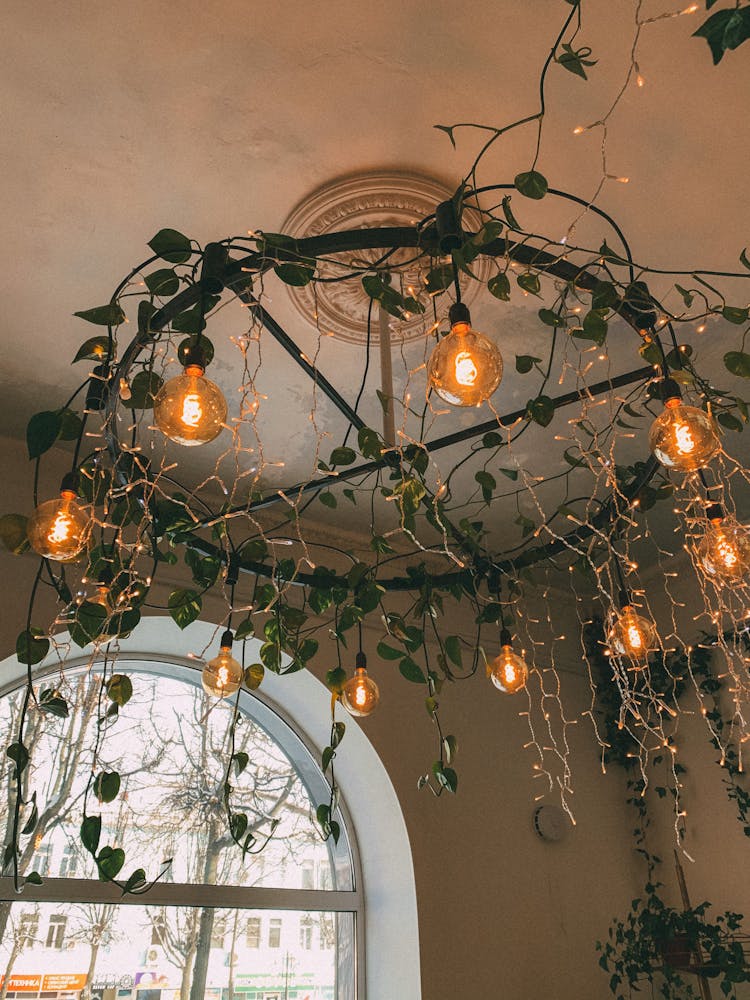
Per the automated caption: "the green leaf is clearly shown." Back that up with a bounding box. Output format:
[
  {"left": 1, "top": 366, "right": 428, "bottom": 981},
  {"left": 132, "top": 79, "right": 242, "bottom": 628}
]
[
  {"left": 526, "top": 395, "right": 555, "bottom": 427},
  {"left": 674, "top": 284, "right": 694, "bottom": 308},
  {"left": 498, "top": 466, "right": 518, "bottom": 480},
  {"left": 167, "top": 588, "right": 202, "bottom": 629},
  {"left": 148, "top": 228, "right": 192, "bottom": 265},
  {"left": 97, "top": 845, "right": 125, "bottom": 881},
  {"left": 322, "top": 746, "right": 335, "bottom": 774},
  {"left": 501, "top": 196, "right": 521, "bottom": 229},
  {"left": 722, "top": 305, "right": 750, "bottom": 325},
  {"left": 443, "top": 735, "right": 458, "bottom": 764},
  {"left": 233, "top": 751, "right": 249, "bottom": 775},
  {"left": 171, "top": 304, "right": 207, "bottom": 335},
  {"left": 106, "top": 674, "right": 133, "bottom": 707},
  {"left": 399, "top": 657, "right": 427, "bottom": 684},
  {"left": 7, "top": 742, "right": 29, "bottom": 776},
  {"left": 487, "top": 272, "right": 511, "bottom": 301},
  {"left": 39, "top": 688, "right": 69, "bottom": 718},
  {"left": 243, "top": 663, "right": 264, "bottom": 690},
  {"left": 471, "top": 220, "right": 503, "bottom": 247},
  {"left": 144, "top": 268, "right": 180, "bottom": 297},
  {"left": 325, "top": 666, "right": 347, "bottom": 695},
  {"left": 0, "top": 514, "right": 29, "bottom": 554},
  {"left": 694, "top": 7, "right": 750, "bottom": 64},
  {"left": 74, "top": 303, "right": 125, "bottom": 327},
  {"left": 319, "top": 491, "right": 337, "bottom": 509},
  {"left": 718, "top": 411, "right": 743, "bottom": 432},
  {"left": 517, "top": 272, "right": 541, "bottom": 297},
  {"left": 129, "top": 370, "right": 163, "bottom": 409},
  {"left": 582, "top": 310, "right": 608, "bottom": 345},
  {"left": 26, "top": 410, "right": 62, "bottom": 459},
  {"left": 482, "top": 430, "right": 503, "bottom": 448},
  {"left": 515, "top": 354, "right": 541, "bottom": 374},
  {"left": 538, "top": 308, "right": 565, "bottom": 327},
  {"left": 25, "top": 871, "right": 43, "bottom": 886},
  {"left": 740, "top": 248, "right": 750, "bottom": 271},
  {"left": 69, "top": 601, "right": 107, "bottom": 648},
  {"left": 73, "top": 336, "right": 111, "bottom": 363},
  {"left": 425, "top": 265, "right": 454, "bottom": 293},
  {"left": 80, "top": 815, "right": 101, "bottom": 854},
  {"left": 444, "top": 635, "right": 462, "bottom": 668},
  {"left": 556, "top": 42, "right": 597, "bottom": 80},
  {"left": 330, "top": 446, "right": 356, "bottom": 466},
  {"left": 724, "top": 351, "right": 750, "bottom": 378},
  {"left": 16, "top": 629, "right": 49, "bottom": 666},
  {"left": 93, "top": 771, "right": 121, "bottom": 803},
  {"left": 514, "top": 170, "right": 548, "bottom": 200},
  {"left": 274, "top": 262, "right": 315, "bottom": 286},
  {"left": 21, "top": 792, "right": 39, "bottom": 836},
  {"left": 376, "top": 641, "right": 402, "bottom": 661},
  {"left": 591, "top": 281, "right": 618, "bottom": 310},
  {"left": 121, "top": 869, "right": 147, "bottom": 894},
  {"left": 330, "top": 721, "right": 346, "bottom": 749}
]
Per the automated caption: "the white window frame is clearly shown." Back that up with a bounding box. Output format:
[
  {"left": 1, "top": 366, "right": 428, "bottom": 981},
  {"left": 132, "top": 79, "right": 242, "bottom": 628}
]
[{"left": 0, "top": 616, "right": 422, "bottom": 1000}]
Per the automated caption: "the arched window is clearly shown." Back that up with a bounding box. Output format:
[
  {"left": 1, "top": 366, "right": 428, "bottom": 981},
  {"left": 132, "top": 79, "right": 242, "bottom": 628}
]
[{"left": 0, "top": 619, "right": 421, "bottom": 1000}]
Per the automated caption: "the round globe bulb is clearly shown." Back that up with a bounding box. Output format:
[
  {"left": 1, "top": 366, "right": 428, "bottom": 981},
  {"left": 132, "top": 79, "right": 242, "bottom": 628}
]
[
  {"left": 607, "top": 605, "right": 657, "bottom": 664},
  {"left": 28, "top": 490, "right": 89, "bottom": 561},
  {"left": 202, "top": 646, "right": 243, "bottom": 698},
  {"left": 428, "top": 321, "right": 503, "bottom": 407},
  {"left": 342, "top": 667, "right": 380, "bottom": 717},
  {"left": 154, "top": 364, "right": 227, "bottom": 446},
  {"left": 648, "top": 398, "right": 719, "bottom": 472},
  {"left": 489, "top": 645, "right": 528, "bottom": 694},
  {"left": 697, "top": 518, "right": 750, "bottom": 583}
]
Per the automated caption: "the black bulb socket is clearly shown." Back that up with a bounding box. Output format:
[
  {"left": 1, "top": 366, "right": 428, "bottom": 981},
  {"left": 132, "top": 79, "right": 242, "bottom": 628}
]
[
  {"left": 449, "top": 302, "right": 471, "bottom": 328},
  {"left": 355, "top": 650, "right": 367, "bottom": 670},
  {"left": 617, "top": 588, "right": 630, "bottom": 610},
  {"left": 220, "top": 628, "right": 234, "bottom": 649},
  {"left": 59, "top": 471, "right": 80, "bottom": 496},
  {"left": 660, "top": 377, "right": 682, "bottom": 402},
  {"left": 200, "top": 242, "right": 229, "bottom": 296},
  {"left": 181, "top": 342, "right": 208, "bottom": 370},
  {"left": 499, "top": 627, "right": 513, "bottom": 647},
  {"left": 435, "top": 200, "right": 463, "bottom": 254},
  {"left": 98, "top": 566, "right": 113, "bottom": 587},
  {"left": 705, "top": 502, "right": 724, "bottom": 522}
]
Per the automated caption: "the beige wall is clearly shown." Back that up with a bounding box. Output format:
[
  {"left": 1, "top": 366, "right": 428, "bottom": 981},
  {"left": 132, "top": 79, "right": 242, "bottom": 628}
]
[{"left": 2, "top": 433, "right": 749, "bottom": 998}]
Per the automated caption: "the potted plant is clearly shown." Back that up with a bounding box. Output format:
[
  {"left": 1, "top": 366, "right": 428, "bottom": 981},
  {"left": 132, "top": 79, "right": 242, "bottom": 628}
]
[{"left": 597, "top": 883, "right": 749, "bottom": 998}]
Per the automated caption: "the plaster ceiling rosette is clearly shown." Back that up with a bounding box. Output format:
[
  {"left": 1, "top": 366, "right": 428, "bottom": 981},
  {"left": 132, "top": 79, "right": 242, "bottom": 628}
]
[{"left": 280, "top": 170, "right": 492, "bottom": 345}]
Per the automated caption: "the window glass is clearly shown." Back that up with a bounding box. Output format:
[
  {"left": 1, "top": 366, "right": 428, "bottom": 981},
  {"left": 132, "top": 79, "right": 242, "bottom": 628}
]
[
  {"left": 0, "top": 902, "right": 350, "bottom": 1000},
  {"left": 0, "top": 667, "right": 352, "bottom": 892}
]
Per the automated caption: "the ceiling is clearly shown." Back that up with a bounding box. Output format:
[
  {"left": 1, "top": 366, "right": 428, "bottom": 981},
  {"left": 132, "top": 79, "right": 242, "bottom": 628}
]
[{"left": 2, "top": 0, "right": 749, "bottom": 559}]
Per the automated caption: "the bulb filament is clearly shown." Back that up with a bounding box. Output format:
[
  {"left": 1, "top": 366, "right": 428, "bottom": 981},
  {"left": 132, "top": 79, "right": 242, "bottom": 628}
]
[
  {"left": 626, "top": 624, "right": 643, "bottom": 650},
  {"left": 455, "top": 351, "right": 478, "bottom": 387},
  {"left": 181, "top": 393, "right": 204, "bottom": 428},
  {"left": 717, "top": 537, "right": 738, "bottom": 569},
  {"left": 48, "top": 511, "right": 73, "bottom": 545},
  {"left": 674, "top": 423, "right": 695, "bottom": 454}
]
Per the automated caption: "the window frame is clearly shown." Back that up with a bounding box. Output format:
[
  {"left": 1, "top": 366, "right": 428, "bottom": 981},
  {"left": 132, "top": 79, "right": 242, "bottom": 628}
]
[{"left": 0, "top": 652, "right": 365, "bottom": 1000}]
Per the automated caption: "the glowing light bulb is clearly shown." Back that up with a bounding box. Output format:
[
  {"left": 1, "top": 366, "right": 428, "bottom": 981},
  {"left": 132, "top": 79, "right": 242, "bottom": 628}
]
[
  {"left": 154, "top": 363, "right": 227, "bottom": 446},
  {"left": 489, "top": 643, "right": 529, "bottom": 695},
  {"left": 648, "top": 385, "right": 719, "bottom": 472},
  {"left": 427, "top": 304, "right": 503, "bottom": 407},
  {"left": 697, "top": 513, "right": 750, "bottom": 583},
  {"left": 607, "top": 606, "right": 657, "bottom": 665},
  {"left": 342, "top": 656, "right": 380, "bottom": 717},
  {"left": 202, "top": 631, "right": 242, "bottom": 698},
  {"left": 28, "top": 480, "right": 89, "bottom": 561}
]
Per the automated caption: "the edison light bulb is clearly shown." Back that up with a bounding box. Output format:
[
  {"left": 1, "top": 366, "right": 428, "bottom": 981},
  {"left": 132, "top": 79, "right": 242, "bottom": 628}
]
[
  {"left": 697, "top": 512, "right": 750, "bottom": 583},
  {"left": 28, "top": 480, "right": 89, "bottom": 561},
  {"left": 202, "top": 631, "right": 242, "bottom": 698},
  {"left": 607, "top": 606, "right": 657, "bottom": 664},
  {"left": 427, "top": 303, "right": 502, "bottom": 407},
  {"left": 489, "top": 643, "right": 528, "bottom": 694},
  {"left": 342, "top": 655, "right": 380, "bottom": 717},
  {"left": 648, "top": 384, "right": 719, "bottom": 472},
  {"left": 154, "top": 363, "right": 227, "bottom": 446}
]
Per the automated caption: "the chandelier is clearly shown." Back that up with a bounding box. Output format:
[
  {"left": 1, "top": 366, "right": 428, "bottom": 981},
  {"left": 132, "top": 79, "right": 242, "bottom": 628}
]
[{"left": 3, "top": 0, "right": 750, "bottom": 894}]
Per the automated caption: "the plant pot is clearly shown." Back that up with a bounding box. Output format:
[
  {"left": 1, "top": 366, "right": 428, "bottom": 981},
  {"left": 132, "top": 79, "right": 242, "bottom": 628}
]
[{"left": 661, "top": 933, "right": 695, "bottom": 971}]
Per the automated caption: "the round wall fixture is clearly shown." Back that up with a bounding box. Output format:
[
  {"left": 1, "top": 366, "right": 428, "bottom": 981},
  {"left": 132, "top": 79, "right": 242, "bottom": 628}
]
[
  {"left": 280, "top": 170, "right": 492, "bottom": 345},
  {"left": 533, "top": 804, "right": 569, "bottom": 843}
]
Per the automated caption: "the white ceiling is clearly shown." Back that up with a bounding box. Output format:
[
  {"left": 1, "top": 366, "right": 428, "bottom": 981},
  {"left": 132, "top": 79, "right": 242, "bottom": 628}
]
[{"left": 2, "top": 0, "right": 749, "bottom": 554}]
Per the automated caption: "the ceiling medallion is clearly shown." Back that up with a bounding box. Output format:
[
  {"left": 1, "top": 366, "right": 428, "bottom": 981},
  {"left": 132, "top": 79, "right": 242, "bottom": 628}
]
[{"left": 280, "top": 170, "right": 491, "bottom": 345}]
